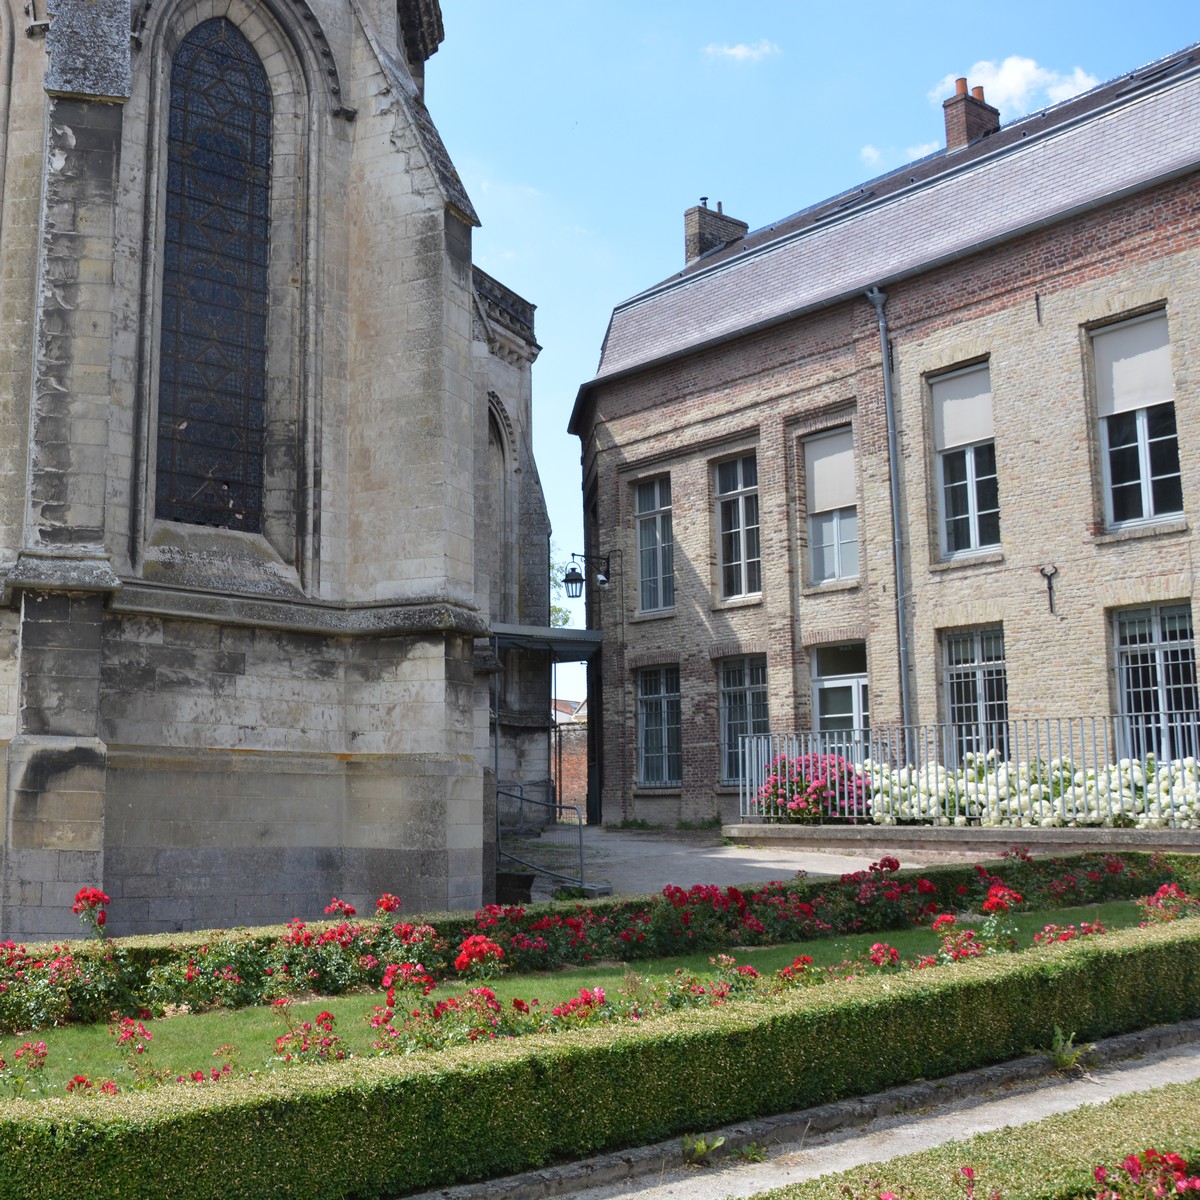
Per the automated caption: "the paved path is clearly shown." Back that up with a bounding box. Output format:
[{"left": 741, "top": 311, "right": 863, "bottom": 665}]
[{"left": 532, "top": 827, "right": 938, "bottom": 902}]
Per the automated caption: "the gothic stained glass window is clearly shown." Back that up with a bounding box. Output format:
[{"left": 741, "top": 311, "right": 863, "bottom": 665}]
[{"left": 156, "top": 19, "right": 271, "bottom": 531}]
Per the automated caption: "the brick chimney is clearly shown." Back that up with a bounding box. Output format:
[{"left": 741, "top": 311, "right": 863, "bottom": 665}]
[
  {"left": 943, "top": 77, "right": 1001, "bottom": 152},
  {"left": 684, "top": 199, "right": 749, "bottom": 264}
]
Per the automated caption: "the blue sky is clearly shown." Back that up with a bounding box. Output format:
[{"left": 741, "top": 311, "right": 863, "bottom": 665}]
[{"left": 425, "top": 2, "right": 1195, "bottom": 696}]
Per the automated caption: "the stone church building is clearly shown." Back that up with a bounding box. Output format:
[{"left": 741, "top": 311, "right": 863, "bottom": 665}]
[{"left": 0, "top": 0, "right": 553, "bottom": 938}]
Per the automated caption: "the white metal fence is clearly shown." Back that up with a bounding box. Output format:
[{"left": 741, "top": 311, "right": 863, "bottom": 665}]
[{"left": 738, "top": 715, "right": 1200, "bottom": 828}]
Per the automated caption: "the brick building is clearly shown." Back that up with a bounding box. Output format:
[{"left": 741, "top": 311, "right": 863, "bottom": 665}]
[
  {"left": 0, "top": 0, "right": 554, "bottom": 938},
  {"left": 569, "top": 47, "right": 1200, "bottom": 825}
]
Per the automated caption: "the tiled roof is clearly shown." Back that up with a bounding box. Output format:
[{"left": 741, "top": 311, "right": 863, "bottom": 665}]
[{"left": 578, "top": 46, "right": 1200, "bottom": 410}]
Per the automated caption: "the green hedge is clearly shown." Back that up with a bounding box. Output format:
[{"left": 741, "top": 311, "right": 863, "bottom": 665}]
[
  {"left": 758, "top": 1077, "right": 1200, "bottom": 1199},
  {"left": 3, "top": 921, "right": 1199, "bottom": 1200}
]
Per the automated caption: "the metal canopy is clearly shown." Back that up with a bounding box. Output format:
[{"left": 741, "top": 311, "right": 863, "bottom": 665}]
[{"left": 490, "top": 622, "right": 602, "bottom": 662}]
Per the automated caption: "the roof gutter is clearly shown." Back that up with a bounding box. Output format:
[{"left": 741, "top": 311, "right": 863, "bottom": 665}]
[{"left": 866, "top": 286, "right": 914, "bottom": 736}]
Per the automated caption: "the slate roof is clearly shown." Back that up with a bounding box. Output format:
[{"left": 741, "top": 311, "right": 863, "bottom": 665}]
[{"left": 571, "top": 45, "right": 1200, "bottom": 429}]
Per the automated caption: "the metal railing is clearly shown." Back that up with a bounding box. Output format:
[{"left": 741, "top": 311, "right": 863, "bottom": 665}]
[
  {"left": 739, "top": 714, "right": 1200, "bottom": 828},
  {"left": 497, "top": 788, "right": 585, "bottom": 887}
]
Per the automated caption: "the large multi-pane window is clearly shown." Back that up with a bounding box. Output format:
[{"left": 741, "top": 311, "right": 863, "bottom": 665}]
[
  {"left": 717, "top": 455, "right": 760, "bottom": 598},
  {"left": 157, "top": 19, "right": 272, "bottom": 531},
  {"left": 944, "top": 628, "right": 1008, "bottom": 761},
  {"left": 636, "top": 477, "right": 674, "bottom": 612},
  {"left": 637, "top": 667, "right": 682, "bottom": 786},
  {"left": 719, "top": 656, "right": 769, "bottom": 782},
  {"left": 932, "top": 364, "right": 999, "bottom": 555},
  {"left": 1115, "top": 605, "right": 1198, "bottom": 760},
  {"left": 804, "top": 427, "right": 858, "bottom": 583},
  {"left": 1094, "top": 313, "right": 1182, "bottom": 528}
]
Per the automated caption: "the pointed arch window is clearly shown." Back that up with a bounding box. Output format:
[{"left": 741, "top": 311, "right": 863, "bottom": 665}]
[{"left": 155, "top": 18, "right": 271, "bottom": 531}]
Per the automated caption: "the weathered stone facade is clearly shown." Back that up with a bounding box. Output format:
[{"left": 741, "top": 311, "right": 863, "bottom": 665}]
[
  {"left": 570, "top": 49, "right": 1200, "bottom": 825},
  {"left": 0, "top": 0, "right": 551, "bottom": 938}
]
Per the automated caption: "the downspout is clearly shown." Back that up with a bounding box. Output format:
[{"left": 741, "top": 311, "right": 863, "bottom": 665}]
[
  {"left": 491, "top": 633, "right": 500, "bottom": 786},
  {"left": 865, "top": 287, "right": 914, "bottom": 735}
]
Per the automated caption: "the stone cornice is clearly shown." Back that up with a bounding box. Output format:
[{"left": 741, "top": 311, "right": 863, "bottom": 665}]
[
  {"left": 3, "top": 550, "right": 122, "bottom": 603},
  {"left": 109, "top": 581, "right": 488, "bottom": 638}
]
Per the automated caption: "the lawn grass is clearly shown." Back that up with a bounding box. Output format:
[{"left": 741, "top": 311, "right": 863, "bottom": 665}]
[{"left": 4, "top": 899, "right": 1141, "bottom": 1094}]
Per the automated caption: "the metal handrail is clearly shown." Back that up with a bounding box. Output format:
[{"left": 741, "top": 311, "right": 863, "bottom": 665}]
[{"left": 496, "top": 789, "right": 586, "bottom": 887}]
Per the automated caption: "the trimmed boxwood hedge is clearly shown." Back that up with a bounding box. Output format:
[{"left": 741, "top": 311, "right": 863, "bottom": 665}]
[
  {"left": 759, "top": 1077, "right": 1200, "bottom": 1199},
  {"left": 2, "top": 920, "right": 1199, "bottom": 1200}
]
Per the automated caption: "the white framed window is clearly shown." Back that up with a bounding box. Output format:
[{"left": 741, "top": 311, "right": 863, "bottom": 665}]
[
  {"left": 1115, "top": 605, "right": 1198, "bottom": 761},
  {"left": 637, "top": 666, "right": 682, "bottom": 786},
  {"left": 943, "top": 628, "right": 1008, "bottom": 762},
  {"left": 1093, "top": 313, "right": 1181, "bottom": 528},
  {"left": 635, "top": 477, "right": 674, "bottom": 612},
  {"left": 716, "top": 454, "right": 760, "bottom": 599},
  {"left": 804, "top": 427, "right": 858, "bottom": 583},
  {"left": 719, "top": 655, "right": 769, "bottom": 783},
  {"left": 812, "top": 643, "right": 869, "bottom": 752},
  {"left": 932, "top": 364, "right": 999, "bottom": 555}
]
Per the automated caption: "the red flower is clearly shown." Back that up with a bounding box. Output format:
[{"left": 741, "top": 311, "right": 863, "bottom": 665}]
[
  {"left": 375, "top": 893, "right": 402, "bottom": 913},
  {"left": 324, "top": 897, "right": 356, "bottom": 917},
  {"left": 71, "top": 886, "right": 111, "bottom": 914},
  {"left": 982, "top": 883, "right": 1023, "bottom": 914}
]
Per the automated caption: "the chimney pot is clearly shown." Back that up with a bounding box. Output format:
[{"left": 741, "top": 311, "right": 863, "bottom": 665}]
[
  {"left": 717, "top": 200, "right": 724, "bottom": 214},
  {"left": 943, "top": 76, "right": 1001, "bottom": 152}
]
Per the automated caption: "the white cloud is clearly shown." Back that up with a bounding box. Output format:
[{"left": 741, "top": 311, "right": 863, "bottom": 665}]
[
  {"left": 905, "top": 140, "right": 941, "bottom": 161},
  {"left": 928, "top": 56, "right": 1099, "bottom": 120},
  {"left": 860, "top": 144, "right": 881, "bottom": 166},
  {"left": 1044, "top": 66, "right": 1100, "bottom": 104},
  {"left": 704, "top": 39, "right": 780, "bottom": 63}
]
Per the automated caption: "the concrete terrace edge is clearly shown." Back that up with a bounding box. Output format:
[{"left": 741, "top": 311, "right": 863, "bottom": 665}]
[{"left": 722, "top": 824, "right": 1200, "bottom": 858}]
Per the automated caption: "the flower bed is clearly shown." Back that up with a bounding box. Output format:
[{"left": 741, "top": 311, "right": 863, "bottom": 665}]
[
  {"left": 2, "top": 922, "right": 1199, "bottom": 1200},
  {"left": 0, "top": 851, "right": 1189, "bottom": 1036}
]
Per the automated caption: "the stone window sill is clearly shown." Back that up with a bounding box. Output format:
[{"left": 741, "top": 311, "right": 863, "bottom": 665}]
[
  {"left": 802, "top": 578, "right": 861, "bottom": 597},
  {"left": 929, "top": 550, "right": 1004, "bottom": 573},
  {"left": 630, "top": 609, "right": 676, "bottom": 624},
  {"left": 711, "top": 594, "right": 763, "bottom": 613},
  {"left": 1094, "top": 518, "right": 1189, "bottom": 546}
]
